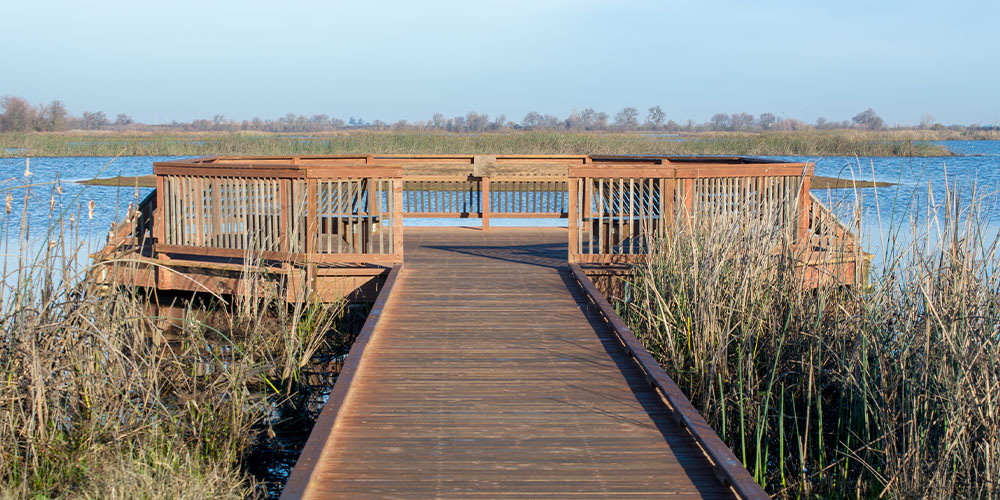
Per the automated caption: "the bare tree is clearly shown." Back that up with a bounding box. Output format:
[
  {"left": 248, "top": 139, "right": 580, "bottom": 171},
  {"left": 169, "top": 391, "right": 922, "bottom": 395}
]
[
  {"left": 114, "top": 113, "right": 134, "bottom": 127},
  {"left": 614, "top": 107, "right": 639, "bottom": 130},
  {"left": 465, "top": 111, "right": 490, "bottom": 132},
  {"left": 731, "top": 112, "right": 755, "bottom": 131},
  {"left": 646, "top": 105, "right": 666, "bottom": 129},
  {"left": 522, "top": 111, "right": 544, "bottom": 129},
  {"left": 709, "top": 113, "right": 732, "bottom": 131},
  {"left": 920, "top": 113, "right": 936, "bottom": 129},
  {"left": 758, "top": 112, "right": 777, "bottom": 131},
  {"left": 40, "top": 100, "right": 69, "bottom": 131},
  {"left": 81, "top": 111, "right": 108, "bottom": 130},
  {"left": 0, "top": 96, "right": 37, "bottom": 131},
  {"left": 490, "top": 114, "right": 506, "bottom": 131},
  {"left": 852, "top": 108, "right": 884, "bottom": 130}
]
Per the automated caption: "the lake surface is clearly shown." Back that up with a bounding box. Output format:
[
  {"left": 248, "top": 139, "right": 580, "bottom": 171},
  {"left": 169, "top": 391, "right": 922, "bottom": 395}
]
[{"left": 2, "top": 141, "right": 999, "bottom": 274}]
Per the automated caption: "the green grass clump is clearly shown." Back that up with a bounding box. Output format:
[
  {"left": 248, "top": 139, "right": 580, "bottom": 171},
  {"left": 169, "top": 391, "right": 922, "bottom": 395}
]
[
  {"left": 0, "top": 130, "right": 953, "bottom": 158},
  {"left": 624, "top": 188, "right": 1000, "bottom": 498}
]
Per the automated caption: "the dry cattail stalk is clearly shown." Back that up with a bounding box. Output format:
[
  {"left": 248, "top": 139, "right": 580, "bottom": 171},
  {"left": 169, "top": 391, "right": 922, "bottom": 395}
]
[{"left": 23, "top": 157, "right": 31, "bottom": 178}]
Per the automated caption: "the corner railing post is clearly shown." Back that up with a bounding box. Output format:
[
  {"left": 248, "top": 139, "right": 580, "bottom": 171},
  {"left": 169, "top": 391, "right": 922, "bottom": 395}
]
[
  {"left": 567, "top": 176, "right": 578, "bottom": 263},
  {"left": 393, "top": 177, "right": 404, "bottom": 261},
  {"left": 155, "top": 173, "right": 166, "bottom": 250},
  {"left": 797, "top": 163, "right": 813, "bottom": 246},
  {"left": 481, "top": 177, "right": 490, "bottom": 231}
]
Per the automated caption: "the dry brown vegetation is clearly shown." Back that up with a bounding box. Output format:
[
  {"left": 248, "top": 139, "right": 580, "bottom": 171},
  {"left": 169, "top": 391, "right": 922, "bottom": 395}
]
[
  {"left": 1, "top": 129, "right": 955, "bottom": 158},
  {"left": 0, "top": 183, "right": 351, "bottom": 498},
  {"left": 624, "top": 186, "right": 1000, "bottom": 498}
]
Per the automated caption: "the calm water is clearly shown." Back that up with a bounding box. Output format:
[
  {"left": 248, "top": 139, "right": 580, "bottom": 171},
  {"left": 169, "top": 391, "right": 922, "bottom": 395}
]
[{"left": 2, "top": 141, "right": 999, "bottom": 273}]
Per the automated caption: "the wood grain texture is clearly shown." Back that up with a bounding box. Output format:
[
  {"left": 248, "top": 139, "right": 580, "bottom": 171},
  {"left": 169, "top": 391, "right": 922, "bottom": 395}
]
[{"left": 293, "top": 227, "right": 739, "bottom": 500}]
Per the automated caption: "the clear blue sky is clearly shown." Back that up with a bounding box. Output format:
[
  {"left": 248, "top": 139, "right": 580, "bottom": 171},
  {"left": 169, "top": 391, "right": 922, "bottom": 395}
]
[{"left": 2, "top": 0, "right": 997, "bottom": 126}]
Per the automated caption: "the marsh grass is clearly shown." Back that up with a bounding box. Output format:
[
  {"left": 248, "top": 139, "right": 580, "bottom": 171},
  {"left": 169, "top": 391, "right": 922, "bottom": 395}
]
[
  {"left": 624, "top": 182, "right": 1000, "bottom": 498},
  {"left": 0, "top": 177, "right": 350, "bottom": 498},
  {"left": 1, "top": 130, "right": 952, "bottom": 158}
]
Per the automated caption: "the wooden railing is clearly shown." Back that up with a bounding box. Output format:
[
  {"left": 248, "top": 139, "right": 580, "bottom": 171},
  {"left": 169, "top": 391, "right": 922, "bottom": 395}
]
[
  {"left": 153, "top": 160, "right": 403, "bottom": 265},
  {"left": 401, "top": 176, "right": 568, "bottom": 227},
  {"left": 129, "top": 155, "right": 865, "bottom": 273},
  {"left": 805, "top": 192, "right": 857, "bottom": 253},
  {"left": 568, "top": 160, "right": 815, "bottom": 264}
]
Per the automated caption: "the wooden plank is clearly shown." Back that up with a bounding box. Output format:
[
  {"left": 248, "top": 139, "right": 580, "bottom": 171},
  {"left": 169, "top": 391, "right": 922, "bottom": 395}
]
[{"left": 281, "top": 228, "right": 742, "bottom": 500}]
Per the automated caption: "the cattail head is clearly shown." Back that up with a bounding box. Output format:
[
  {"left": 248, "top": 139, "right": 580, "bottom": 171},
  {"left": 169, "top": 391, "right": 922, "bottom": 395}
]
[
  {"left": 23, "top": 158, "right": 31, "bottom": 178},
  {"left": 5, "top": 193, "right": 11, "bottom": 215},
  {"left": 57, "top": 185, "right": 63, "bottom": 195},
  {"left": 49, "top": 240, "right": 56, "bottom": 250},
  {"left": 88, "top": 200, "right": 95, "bottom": 220},
  {"left": 50, "top": 195, "right": 55, "bottom": 213}
]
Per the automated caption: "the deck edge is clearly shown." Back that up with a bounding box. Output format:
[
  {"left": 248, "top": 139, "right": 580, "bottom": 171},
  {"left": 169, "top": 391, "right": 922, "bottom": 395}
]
[
  {"left": 280, "top": 263, "right": 404, "bottom": 500},
  {"left": 569, "top": 264, "right": 770, "bottom": 500}
]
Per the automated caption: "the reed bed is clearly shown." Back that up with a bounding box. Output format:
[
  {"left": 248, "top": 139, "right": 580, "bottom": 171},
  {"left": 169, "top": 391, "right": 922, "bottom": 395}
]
[
  {"left": 0, "top": 180, "right": 350, "bottom": 498},
  {"left": 623, "top": 186, "right": 1000, "bottom": 498},
  {"left": 1, "top": 130, "right": 951, "bottom": 158}
]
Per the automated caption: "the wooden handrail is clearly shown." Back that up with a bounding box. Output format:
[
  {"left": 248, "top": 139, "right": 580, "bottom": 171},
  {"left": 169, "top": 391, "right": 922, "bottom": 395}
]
[{"left": 569, "top": 264, "right": 769, "bottom": 500}]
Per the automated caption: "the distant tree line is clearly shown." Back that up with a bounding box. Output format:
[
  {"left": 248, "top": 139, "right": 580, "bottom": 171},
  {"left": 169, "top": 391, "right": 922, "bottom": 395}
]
[
  {"left": 0, "top": 96, "right": 134, "bottom": 132},
  {"left": 0, "top": 95, "right": 992, "bottom": 134}
]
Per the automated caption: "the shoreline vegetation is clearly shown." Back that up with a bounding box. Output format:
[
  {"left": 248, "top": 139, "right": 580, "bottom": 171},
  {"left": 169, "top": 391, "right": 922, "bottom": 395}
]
[
  {"left": 621, "top": 188, "right": 1000, "bottom": 498},
  {"left": 78, "top": 173, "right": 896, "bottom": 190},
  {"left": 0, "top": 182, "right": 364, "bottom": 497},
  {"left": 0, "top": 129, "right": 975, "bottom": 158}
]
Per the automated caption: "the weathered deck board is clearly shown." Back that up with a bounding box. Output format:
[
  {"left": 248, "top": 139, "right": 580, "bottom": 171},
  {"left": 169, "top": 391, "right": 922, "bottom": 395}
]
[{"left": 299, "top": 227, "right": 737, "bottom": 499}]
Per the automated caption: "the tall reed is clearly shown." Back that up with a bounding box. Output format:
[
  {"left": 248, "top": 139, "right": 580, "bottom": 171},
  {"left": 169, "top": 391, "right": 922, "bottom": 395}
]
[
  {"left": 624, "top": 186, "right": 1000, "bottom": 498},
  {"left": 0, "top": 178, "right": 346, "bottom": 498}
]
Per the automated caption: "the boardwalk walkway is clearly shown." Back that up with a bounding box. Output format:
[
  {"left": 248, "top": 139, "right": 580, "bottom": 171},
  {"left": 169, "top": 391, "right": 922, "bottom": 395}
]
[{"left": 291, "top": 227, "right": 738, "bottom": 499}]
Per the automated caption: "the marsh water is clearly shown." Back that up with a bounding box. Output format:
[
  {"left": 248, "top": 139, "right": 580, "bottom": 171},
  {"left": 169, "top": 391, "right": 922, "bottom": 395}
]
[{"left": 1, "top": 141, "right": 999, "bottom": 273}]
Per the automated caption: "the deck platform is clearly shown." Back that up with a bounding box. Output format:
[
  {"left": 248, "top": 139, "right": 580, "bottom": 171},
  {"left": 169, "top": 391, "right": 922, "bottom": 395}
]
[
  {"left": 285, "top": 228, "right": 746, "bottom": 499},
  {"left": 96, "top": 155, "right": 870, "bottom": 499}
]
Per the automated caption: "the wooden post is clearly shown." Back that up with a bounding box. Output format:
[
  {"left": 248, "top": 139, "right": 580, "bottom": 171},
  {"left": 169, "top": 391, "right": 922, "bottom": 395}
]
[
  {"left": 212, "top": 177, "right": 222, "bottom": 248},
  {"left": 392, "top": 179, "right": 404, "bottom": 261},
  {"left": 280, "top": 178, "right": 289, "bottom": 256},
  {"left": 155, "top": 174, "right": 166, "bottom": 250},
  {"left": 306, "top": 179, "right": 317, "bottom": 257},
  {"left": 797, "top": 164, "right": 813, "bottom": 245},
  {"left": 683, "top": 178, "right": 694, "bottom": 223},
  {"left": 567, "top": 177, "right": 578, "bottom": 263},
  {"left": 664, "top": 177, "right": 675, "bottom": 230},
  {"left": 481, "top": 177, "right": 490, "bottom": 231},
  {"left": 194, "top": 176, "right": 204, "bottom": 246}
]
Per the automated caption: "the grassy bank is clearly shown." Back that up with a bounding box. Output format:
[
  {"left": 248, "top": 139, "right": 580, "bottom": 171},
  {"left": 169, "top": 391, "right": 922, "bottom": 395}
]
[
  {"left": 622, "top": 190, "right": 1000, "bottom": 498},
  {"left": 0, "top": 188, "right": 358, "bottom": 498},
  {"left": 1, "top": 130, "right": 953, "bottom": 157}
]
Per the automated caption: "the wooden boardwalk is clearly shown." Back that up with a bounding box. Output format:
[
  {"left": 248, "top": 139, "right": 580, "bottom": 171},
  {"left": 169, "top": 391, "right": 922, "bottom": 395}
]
[{"left": 285, "top": 227, "right": 746, "bottom": 499}]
